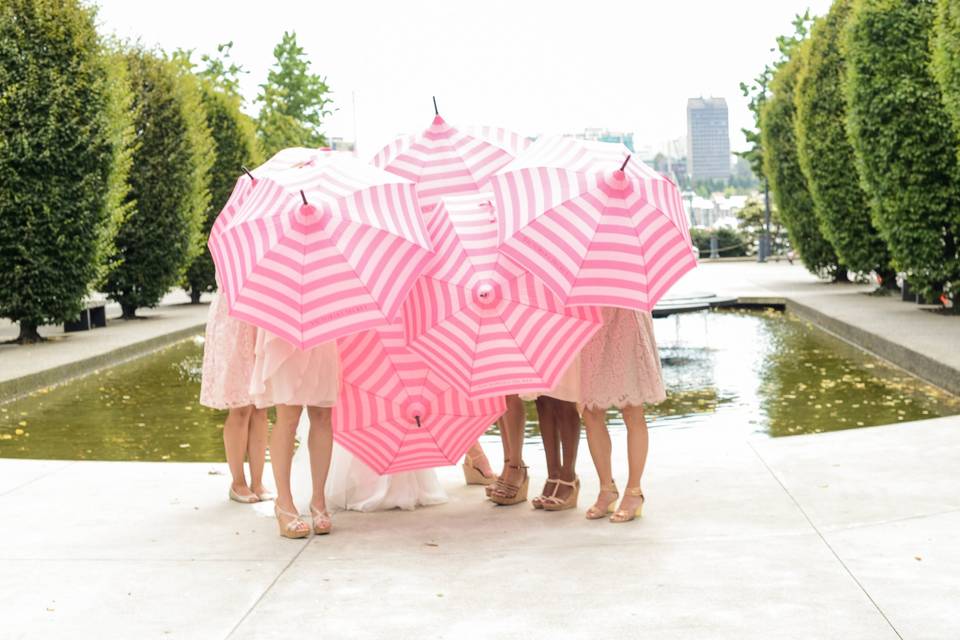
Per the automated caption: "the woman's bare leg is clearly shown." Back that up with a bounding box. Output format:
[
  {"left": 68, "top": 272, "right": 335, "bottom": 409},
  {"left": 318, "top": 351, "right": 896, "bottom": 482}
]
[
  {"left": 270, "top": 405, "right": 302, "bottom": 515},
  {"left": 247, "top": 408, "right": 269, "bottom": 495},
  {"left": 306, "top": 406, "right": 334, "bottom": 514},
  {"left": 617, "top": 404, "right": 650, "bottom": 515},
  {"left": 535, "top": 397, "right": 562, "bottom": 500},
  {"left": 223, "top": 406, "right": 254, "bottom": 497},
  {"left": 490, "top": 394, "right": 527, "bottom": 500},
  {"left": 583, "top": 406, "right": 618, "bottom": 515}
]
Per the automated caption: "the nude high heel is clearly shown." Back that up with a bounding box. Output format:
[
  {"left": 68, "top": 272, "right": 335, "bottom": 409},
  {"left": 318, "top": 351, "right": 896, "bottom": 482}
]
[
  {"left": 462, "top": 455, "right": 497, "bottom": 486},
  {"left": 531, "top": 479, "right": 559, "bottom": 509},
  {"left": 585, "top": 482, "right": 619, "bottom": 520},
  {"left": 541, "top": 477, "right": 580, "bottom": 511},
  {"left": 488, "top": 464, "right": 529, "bottom": 506},
  {"left": 310, "top": 506, "right": 332, "bottom": 535},
  {"left": 275, "top": 504, "right": 309, "bottom": 539},
  {"left": 610, "top": 487, "right": 644, "bottom": 523},
  {"left": 229, "top": 487, "right": 260, "bottom": 504}
]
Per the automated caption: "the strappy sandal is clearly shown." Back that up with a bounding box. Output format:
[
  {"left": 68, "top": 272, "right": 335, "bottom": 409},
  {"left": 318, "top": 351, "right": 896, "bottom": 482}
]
[
  {"left": 275, "top": 504, "right": 309, "bottom": 539},
  {"left": 463, "top": 454, "right": 498, "bottom": 486},
  {"left": 541, "top": 477, "right": 580, "bottom": 512},
  {"left": 531, "top": 479, "right": 560, "bottom": 509},
  {"left": 610, "top": 487, "right": 644, "bottom": 523},
  {"left": 310, "top": 505, "right": 332, "bottom": 535},
  {"left": 585, "top": 482, "right": 619, "bottom": 520},
  {"left": 488, "top": 464, "right": 529, "bottom": 506}
]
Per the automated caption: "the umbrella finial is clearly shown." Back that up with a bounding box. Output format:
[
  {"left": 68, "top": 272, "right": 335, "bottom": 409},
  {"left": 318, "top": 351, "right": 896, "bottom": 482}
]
[
  {"left": 300, "top": 190, "right": 308, "bottom": 206},
  {"left": 433, "top": 96, "right": 438, "bottom": 116},
  {"left": 241, "top": 166, "right": 255, "bottom": 182},
  {"left": 620, "top": 155, "right": 632, "bottom": 172},
  {"left": 415, "top": 415, "right": 422, "bottom": 428}
]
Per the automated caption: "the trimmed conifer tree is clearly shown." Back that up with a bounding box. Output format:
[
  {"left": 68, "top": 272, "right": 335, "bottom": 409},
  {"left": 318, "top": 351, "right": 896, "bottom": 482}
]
[
  {"left": 762, "top": 40, "right": 844, "bottom": 279},
  {"left": 845, "top": 0, "right": 960, "bottom": 299},
  {"left": 104, "top": 48, "right": 214, "bottom": 318},
  {"left": 0, "top": 0, "right": 134, "bottom": 342},
  {"left": 795, "top": 0, "right": 893, "bottom": 284}
]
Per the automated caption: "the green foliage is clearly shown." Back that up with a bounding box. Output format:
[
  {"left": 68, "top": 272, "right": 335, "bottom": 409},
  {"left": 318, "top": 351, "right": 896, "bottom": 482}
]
[
  {"left": 795, "top": 0, "right": 891, "bottom": 279},
  {"left": 736, "top": 197, "right": 790, "bottom": 256},
  {"left": 256, "top": 31, "right": 333, "bottom": 157},
  {"left": 761, "top": 40, "right": 843, "bottom": 279},
  {"left": 844, "top": 0, "right": 960, "bottom": 298},
  {"left": 689, "top": 227, "right": 749, "bottom": 258},
  {"left": 185, "top": 86, "right": 261, "bottom": 301},
  {"left": 0, "top": 0, "right": 134, "bottom": 341},
  {"left": 738, "top": 11, "right": 814, "bottom": 180},
  {"left": 104, "top": 47, "right": 214, "bottom": 317},
  {"left": 176, "top": 47, "right": 262, "bottom": 301},
  {"left": 933, "top": 0, "right": 960, "bottom": 161}
]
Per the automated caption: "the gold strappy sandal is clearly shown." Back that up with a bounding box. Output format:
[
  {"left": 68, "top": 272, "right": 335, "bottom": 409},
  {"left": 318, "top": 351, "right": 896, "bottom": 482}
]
[
  {"left": 585, "top": 482, "right": 619, "bottom": 520},
  {"left": 531, "top": 479, "right": 560, "bottom": 509},
  {"left": 541, "top": 477, "right": 580, "bottom": 511},
  {"left": 488, "top": 464, "right": 529, "bottom": 506},
  {"left": 275, "top": 504, "right": 309, "bottom": 539},
  {"left": 310, "top": 505, "right": 332, "bottom": 535},
  {"left": 610, "top": 487, "right": 644, "bottom": 523}
]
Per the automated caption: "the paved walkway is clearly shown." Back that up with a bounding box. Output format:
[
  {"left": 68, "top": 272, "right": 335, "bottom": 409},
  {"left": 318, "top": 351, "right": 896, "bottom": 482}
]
[{"left": 1, "top": 415, "right": 957, "bottom": 639}]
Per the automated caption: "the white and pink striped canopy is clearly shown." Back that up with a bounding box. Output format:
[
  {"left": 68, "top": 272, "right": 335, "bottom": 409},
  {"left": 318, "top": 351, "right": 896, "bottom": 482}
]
[
  {"left": 488, "top": 136, "right": 697, "bottom": 311},
  {"left": 208, "top": 149, "right": 433, "bottom": 350},
  {"left": 372, "top": 115, "right": 530, "bottom": 214},
  {"left": 334, "top": 320, "right": 506, "bottom": 474},
  {"left": 402, "top": 193, "right": 603, "bottom": 398}
]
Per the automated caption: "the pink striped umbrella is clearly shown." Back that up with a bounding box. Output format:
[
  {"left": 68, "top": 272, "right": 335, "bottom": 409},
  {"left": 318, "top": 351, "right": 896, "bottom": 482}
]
[
  {"left": 372, "top": 105, "right": 530, "bottom": 214},
  {"left": 208, "top": 149, "right": 433, "bottom": 350},
  {"left": 488, "top": 136, "right": 697, "bottom": 311},
  {"left": 402, "top": 192, "right": 603, "bottom": 398},
  {"left": 335, "top": 320, "right": 506, "bottom": 474}
]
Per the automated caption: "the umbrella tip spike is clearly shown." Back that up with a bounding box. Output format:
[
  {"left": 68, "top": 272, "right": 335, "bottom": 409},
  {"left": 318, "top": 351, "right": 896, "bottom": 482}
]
[
  {"left": 620, "top": 154, "right": 632, "bottom": 172},
  {"left": 415, "top": 415, "right": 422, "bottom": 428},
  {"left": 242, "top": 165, "right": 255, "bottom": 182},
  {"left": 432, "top": 96, "right": 438, "bottom": 116},
  {"left": 300, "top": 190, "right": 308, "bottom": 206}
]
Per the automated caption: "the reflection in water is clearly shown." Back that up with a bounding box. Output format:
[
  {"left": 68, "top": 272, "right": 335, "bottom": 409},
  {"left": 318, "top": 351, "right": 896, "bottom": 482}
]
[{"left": 1, "top": 310, "right": 958, "bottom": 461}]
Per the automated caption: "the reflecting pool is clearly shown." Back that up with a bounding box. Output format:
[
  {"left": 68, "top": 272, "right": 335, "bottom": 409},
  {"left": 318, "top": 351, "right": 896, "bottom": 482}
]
[{"left": 1, "top": 309, "right": 957, "bottom": 461}]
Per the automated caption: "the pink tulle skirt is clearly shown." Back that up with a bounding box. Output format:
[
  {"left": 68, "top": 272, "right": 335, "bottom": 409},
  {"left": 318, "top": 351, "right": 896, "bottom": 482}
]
[{"left": 248, "top": 330, "right": 340, "bottom": 409}]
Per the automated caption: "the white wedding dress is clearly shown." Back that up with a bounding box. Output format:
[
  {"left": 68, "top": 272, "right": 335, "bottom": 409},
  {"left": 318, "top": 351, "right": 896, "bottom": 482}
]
[{"left": 255, "top": 412, "right": 447, "bottom": 516}]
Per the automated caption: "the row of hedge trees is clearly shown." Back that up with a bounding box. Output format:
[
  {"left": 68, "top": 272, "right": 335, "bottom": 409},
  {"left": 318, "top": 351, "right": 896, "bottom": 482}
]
[
  {"left": 0, "top": 0, "right": 331, "bottom": 342},
  {"left": 743, "top": 0, "right": 960, "bottom": 302}
]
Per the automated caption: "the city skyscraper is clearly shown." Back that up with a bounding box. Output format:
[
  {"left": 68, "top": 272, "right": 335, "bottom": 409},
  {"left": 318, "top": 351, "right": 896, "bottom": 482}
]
[{"left": 686, "top": 97, "right": 731, "bottom": 181}]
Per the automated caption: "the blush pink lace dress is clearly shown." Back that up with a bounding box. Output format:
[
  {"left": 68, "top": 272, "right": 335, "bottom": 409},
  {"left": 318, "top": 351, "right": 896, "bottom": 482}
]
[
  {"left": 199, "top": 294, "right": 258, "bottom": 410},
  {"left": 248, "top": 329, "right": 340, "bottom": 409},
  {"left": 580, "top": 307, "right": 666, "bottom": 410}
]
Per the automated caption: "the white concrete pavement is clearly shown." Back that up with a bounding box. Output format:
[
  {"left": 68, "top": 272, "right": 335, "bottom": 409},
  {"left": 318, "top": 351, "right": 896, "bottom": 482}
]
[{"left": 2, "top": 415, "right": 958, "bottom": 639}]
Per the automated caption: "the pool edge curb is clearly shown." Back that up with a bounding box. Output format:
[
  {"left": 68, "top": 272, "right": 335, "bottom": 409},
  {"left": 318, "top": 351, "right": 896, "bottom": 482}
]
[{"left": 0, "top": 322, "right": 206, "bottom": 404}]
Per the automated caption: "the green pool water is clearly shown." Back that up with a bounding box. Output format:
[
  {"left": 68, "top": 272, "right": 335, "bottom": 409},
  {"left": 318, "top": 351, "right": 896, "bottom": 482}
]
[{"left": 1, "top": 308, "right": 957, "bottom": 462}]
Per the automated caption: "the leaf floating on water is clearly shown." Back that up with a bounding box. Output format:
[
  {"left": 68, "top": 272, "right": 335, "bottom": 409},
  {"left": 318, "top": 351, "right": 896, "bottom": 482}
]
[
  {"left": 14, "top": 429, "right": 24, "bottom": 436},
  {"left": 18, "top": 421, "right": 27, "bottom": 427},
  {"left": 179, "top": 443, "right": 190, "bottom": 448}
]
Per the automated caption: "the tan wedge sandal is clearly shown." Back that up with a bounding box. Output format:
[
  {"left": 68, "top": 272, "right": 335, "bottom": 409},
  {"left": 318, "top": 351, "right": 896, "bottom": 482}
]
[
  {"left": 463, "top": 454, "right": 498, "bottom": 486},
  {"left": 531, "top": 479, "right": 560, "bottom": 509},
  {"left": 275, "top": 504, "right": 309, "bottom": 539},
  {"left": 310, "top": 505, "right": 332, "bottom": 535},
  {"left": 585, "top": 482, "right": 619, "bottom": 520},
  {"left": 488, "top": 464, "right": 529, "bottom": 506},
  {"left": 610, "top": 487, "right": 644, "bottom": 523},
  {"left": 541, "top": 477, "right": 580, "bottom": 511}
]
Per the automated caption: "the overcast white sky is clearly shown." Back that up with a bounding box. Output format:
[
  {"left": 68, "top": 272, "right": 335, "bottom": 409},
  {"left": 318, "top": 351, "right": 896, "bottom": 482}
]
[{"left": 92, "top": 0, "right": 832, "bottom": 158}]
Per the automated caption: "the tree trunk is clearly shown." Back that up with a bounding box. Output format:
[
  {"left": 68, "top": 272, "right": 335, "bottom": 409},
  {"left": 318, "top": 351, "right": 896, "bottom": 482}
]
[
  {"left": 878, "top": 268, "right": 899, "bottom": 290},
  {"left": 190, "top": 288, "right": 202, "bottom": 304},
  {"left": 833, "top": 268, "right": 850, "bottom": 283},
  {"left": 120, "top": 302, "right": 138, "bottom": 319},
  {"left": 17, "top": 320, "right": 44, "bottom": 344}
]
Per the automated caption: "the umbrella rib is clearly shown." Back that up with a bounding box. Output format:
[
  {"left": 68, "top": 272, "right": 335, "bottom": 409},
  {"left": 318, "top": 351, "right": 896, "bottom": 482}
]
[{"left": 563, "top": 177, "right": 615, "bottom": 302}]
